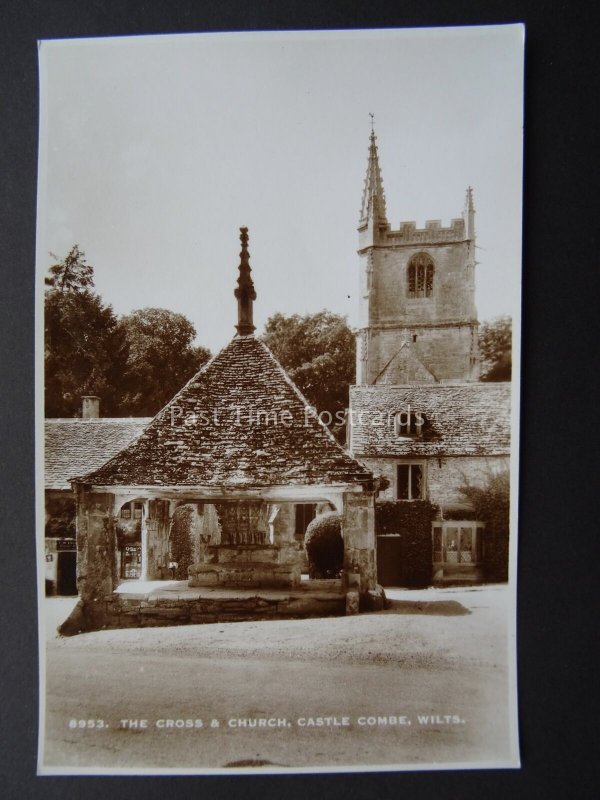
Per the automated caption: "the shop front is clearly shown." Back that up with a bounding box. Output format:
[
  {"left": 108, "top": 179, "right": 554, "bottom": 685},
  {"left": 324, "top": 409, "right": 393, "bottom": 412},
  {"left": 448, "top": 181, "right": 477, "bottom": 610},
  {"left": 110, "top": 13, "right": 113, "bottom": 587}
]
[{"left": 432, "top": 520, "right": 485, "bottom": 584}]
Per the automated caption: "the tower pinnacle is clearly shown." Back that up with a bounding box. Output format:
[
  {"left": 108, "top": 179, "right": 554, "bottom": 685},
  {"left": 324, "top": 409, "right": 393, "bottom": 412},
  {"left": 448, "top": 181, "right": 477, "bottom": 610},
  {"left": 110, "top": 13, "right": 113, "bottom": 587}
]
[
  {"left": 464, "top": 186, "right": 476, "bottom": 241},
  {"left": 359, "top": 122, "right": 388, "bottom": 229},
  {"left": 234, "top": 227, "right": 256, "bottom": 336}
]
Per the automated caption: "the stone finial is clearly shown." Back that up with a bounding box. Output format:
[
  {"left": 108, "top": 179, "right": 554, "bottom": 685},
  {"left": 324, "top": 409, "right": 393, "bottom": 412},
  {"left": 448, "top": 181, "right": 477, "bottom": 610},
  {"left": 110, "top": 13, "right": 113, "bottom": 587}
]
[
  {"left": 466, "top": 186, "right": 475, "bottom": 212},
  {"left": 234, "top": 226, "right": 257, "bottom": 336}
]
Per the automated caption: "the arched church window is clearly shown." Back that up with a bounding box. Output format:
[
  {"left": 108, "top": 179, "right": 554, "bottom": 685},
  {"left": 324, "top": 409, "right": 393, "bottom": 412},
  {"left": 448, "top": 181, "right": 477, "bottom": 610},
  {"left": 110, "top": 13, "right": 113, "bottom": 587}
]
[{"left": 407, "top": 253, "right": 434, "bottom": 298}]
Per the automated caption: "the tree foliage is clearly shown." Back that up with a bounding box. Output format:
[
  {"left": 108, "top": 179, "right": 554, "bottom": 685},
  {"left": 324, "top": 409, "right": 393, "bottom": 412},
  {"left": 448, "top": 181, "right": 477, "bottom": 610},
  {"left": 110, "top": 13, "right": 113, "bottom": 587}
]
[
  {"left": 118, "top": 308, "right": 211, "bottom": 416},
  {"left": 304, "top": 512, "right": 344, "bottom": 579},
  {"left": 44, "top": 246, "right": 211, "bottom": 418},
  {"left": 44, "top": 246, "right": 129, "bottom": 417},
  {"left": 479, "top": 315, "right": 512, "bottom": 382},
  {"left": 375, "top": 500, "right": 437, "bottom": 588},
  {"left": 458, "top": 467, "right": 510, "bottom": 582},
  {"left": 261, "top": 310, "right": 355, "bottom": 427},
  {"left": 45, "top": 244, "right": 94, "bottom": 293},
  {"left": 45, "top": 495, "right": 76, "bottom": 539}
]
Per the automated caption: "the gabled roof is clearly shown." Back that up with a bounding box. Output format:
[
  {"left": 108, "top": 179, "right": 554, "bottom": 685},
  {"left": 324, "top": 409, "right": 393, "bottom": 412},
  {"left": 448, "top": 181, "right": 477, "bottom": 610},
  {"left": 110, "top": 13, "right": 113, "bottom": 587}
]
[
  {"left": 45, "top": 418, "right": 152, "bottom": 491},
  {"left": 374, "top": 340, "right": 437, "bottom": 385},
  {"left": 75, "top": 335, "right": 373, "bottom": 488},
  {"left": 349, "top": 383, "right": 511, "bottom": 457}
]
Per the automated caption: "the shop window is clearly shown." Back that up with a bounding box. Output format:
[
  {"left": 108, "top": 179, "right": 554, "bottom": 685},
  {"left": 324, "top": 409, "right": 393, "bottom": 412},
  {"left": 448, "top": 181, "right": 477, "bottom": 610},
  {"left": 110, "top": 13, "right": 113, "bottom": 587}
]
[
  {"left": 133, "top": 502, "right": 143, "bottom": 520},
  {"left": 396, "top": 463, "right": 425, "bottom": 500},
  {"left": 432, "top": 522, "right": 485, "bottom": 565},
  {"left": 121, "top": 544, "right": 142, "bottom": 579},
  {"left": 121, "top": 505, "right": 131, "bottom": 519}
]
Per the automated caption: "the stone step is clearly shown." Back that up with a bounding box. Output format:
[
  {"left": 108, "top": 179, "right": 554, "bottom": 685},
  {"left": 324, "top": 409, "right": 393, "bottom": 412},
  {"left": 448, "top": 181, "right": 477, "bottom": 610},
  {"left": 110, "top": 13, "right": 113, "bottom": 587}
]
[
  {"left": 303, "top": 579, "right": 343, "bottom": 593},
  {"left": 205, "top": 544, "right": 281, "bottom": 564},
  {"left": 189, "top": 561, "right": 300, "bottom": 589}
]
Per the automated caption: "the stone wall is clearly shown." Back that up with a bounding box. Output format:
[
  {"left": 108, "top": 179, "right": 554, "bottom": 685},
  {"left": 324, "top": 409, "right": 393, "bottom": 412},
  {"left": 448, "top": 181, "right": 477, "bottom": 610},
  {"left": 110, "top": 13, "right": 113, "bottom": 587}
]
[
  {"left": 364, "top": 240, "right": 476, "bottom": 327},
  {"left": 363, "top": 455, "right": 509, "bottom": 509},
  {"left": 357, "top": 235, "right": 478, "bottom": 384},
  {"left": 189, "top": 543, "right": 301, "bottom": 589},
  {"left": 60, "top": 585, "right": 347, "bottom": 634},
  {"left": 360, "top": 323, "right": 479, "bottom": 385}
]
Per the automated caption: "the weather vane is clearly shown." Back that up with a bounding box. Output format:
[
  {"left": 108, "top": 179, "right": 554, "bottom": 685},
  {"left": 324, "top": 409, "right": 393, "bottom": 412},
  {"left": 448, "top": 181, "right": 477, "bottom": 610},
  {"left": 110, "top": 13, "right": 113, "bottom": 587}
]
[{"left": 369, "top": 112, "right": 375, "bottom": 131}]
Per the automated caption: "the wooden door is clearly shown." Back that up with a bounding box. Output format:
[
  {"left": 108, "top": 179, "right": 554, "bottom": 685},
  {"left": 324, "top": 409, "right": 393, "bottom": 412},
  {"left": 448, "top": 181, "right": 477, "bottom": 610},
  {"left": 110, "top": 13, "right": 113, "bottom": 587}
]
[{"left": 376, "top": 535, "right": 403, "bottom": 586}]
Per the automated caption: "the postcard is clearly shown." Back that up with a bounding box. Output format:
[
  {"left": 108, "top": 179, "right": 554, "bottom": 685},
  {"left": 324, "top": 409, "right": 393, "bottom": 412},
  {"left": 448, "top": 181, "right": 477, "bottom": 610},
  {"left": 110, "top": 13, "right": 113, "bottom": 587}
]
[{"left": 36, "top": 25, "right": 523, "bottom": 774}]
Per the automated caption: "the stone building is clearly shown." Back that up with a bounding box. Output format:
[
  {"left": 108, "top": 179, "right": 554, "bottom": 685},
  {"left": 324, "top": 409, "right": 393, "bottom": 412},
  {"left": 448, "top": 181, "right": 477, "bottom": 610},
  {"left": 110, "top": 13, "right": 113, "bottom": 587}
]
[
  {"left": 44, "top": 401, "right": 151, "bottom": 594},
  {"left": 66, "top": 229, "right": 380, "bottom": 631},
  {"left": 348, "top": 129, "right": 511, "bottom": 583}
]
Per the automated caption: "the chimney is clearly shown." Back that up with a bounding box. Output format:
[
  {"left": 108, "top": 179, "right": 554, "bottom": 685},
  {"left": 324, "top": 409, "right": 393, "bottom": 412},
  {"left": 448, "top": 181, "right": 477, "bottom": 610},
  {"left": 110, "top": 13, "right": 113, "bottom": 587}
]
[{"left": 82, "top": 396, "right": 100, "bottom": 419}]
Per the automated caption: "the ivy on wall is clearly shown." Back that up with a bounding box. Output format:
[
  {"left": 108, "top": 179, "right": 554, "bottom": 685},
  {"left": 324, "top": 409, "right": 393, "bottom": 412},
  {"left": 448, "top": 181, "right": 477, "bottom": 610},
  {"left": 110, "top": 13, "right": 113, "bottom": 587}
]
[
  {"left": 459, "top": 469, "right": 510, "bottom": 582},
  {"left": 45, "top": 495, "right": 76, "bottom": 538}
]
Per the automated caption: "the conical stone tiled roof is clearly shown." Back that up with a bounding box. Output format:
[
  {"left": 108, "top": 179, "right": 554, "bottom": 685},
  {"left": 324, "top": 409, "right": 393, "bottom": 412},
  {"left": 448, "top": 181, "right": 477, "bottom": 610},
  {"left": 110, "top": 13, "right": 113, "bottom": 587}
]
[{"left": 75, "top": 335, "right": 373, "bottom": 489}]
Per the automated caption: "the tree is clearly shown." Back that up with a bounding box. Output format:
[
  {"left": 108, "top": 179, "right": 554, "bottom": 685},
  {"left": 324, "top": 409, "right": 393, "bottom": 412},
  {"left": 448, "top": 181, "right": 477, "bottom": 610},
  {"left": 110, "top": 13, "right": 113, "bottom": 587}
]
[
  {"left": 479, "top": 315, "right": 512, "bottom": 382},
  {"left": 119, "top": 308, "right": 211, "bottom": 416},
  {"left": 261, "top": 311, "right": 355, "bottom": 430},
  {"left": 45, "top": 244, "right": 94, "bottom": 293},
  {"left": 44, "top": 247, "right": 129, "bottom": 417},
  {"left": 458, "top": 468, "right": 510, "bottom": 582},
  {"left": 304, "top": 512, "right": 344, "bottom": 579}
]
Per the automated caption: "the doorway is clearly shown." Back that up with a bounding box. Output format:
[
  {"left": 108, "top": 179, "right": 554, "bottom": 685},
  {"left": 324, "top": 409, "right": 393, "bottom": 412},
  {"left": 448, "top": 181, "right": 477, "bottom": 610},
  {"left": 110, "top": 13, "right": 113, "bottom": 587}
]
[
  {"left": 56, "top": 550, "right": 77, "bottom": 595},
  {"left": 376, "top": 535, "right": 404, "bottom": 586}
]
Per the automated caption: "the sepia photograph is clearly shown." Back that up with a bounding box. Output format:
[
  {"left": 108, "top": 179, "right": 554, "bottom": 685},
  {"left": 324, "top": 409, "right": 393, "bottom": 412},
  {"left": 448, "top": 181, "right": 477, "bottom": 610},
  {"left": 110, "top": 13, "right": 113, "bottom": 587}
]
[{"left": 36, "top": 25, "right": 523, "bottom": 774}]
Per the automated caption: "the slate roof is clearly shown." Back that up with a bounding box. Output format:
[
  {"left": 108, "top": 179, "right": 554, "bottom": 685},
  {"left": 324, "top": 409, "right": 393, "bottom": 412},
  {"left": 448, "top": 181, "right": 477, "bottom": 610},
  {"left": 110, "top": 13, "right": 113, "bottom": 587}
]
[
  {"left": 349, "top": 383, "right": 511, "bottom": 457},
  {"left": 45, "top": 418, "right": 152, "bottom": 491},
  {"left": 75, "top": 336, "right": 373, "bottom": 488}
]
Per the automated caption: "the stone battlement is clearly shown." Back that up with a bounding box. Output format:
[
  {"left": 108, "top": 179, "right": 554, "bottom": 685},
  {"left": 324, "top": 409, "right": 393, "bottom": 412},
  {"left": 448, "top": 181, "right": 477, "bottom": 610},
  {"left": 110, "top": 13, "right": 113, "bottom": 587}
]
[{"left": 383, "top": 217, "right": 467, "bottom": 245}]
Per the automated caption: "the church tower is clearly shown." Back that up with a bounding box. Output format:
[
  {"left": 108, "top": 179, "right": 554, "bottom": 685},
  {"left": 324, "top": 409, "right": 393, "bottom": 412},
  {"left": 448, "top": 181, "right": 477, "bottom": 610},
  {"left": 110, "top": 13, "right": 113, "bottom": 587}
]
[{"left": 356, "top": 128, "right": 480, "bottom": 385}]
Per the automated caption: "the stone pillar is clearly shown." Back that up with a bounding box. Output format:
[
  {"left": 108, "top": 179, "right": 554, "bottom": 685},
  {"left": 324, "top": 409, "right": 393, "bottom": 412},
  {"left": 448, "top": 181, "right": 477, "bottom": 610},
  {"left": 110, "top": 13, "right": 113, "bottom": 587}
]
[
  {"left": 341, "top": 491, "right": 377, "bottom": 591},
  {"left": 269, "top": 503, "right": 306, "bottom": 569},
  {"left": 202, "top": 503, "right": 222, "bottom": 545},
  {"left": 146, "top": 499, "right": 171, "bottom": 579},
  {"left": 270, "top": 503, "right": 296, "bottom": 546},
  {"left": 75, "top": 487, "right": 117, "bottom": 604}
]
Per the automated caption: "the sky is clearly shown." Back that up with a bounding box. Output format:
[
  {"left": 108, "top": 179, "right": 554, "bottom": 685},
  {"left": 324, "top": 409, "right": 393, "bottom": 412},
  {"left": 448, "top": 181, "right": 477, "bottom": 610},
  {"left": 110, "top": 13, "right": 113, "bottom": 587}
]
[{"left": 37, "top": 26, "right": 524, "bottom": 354}]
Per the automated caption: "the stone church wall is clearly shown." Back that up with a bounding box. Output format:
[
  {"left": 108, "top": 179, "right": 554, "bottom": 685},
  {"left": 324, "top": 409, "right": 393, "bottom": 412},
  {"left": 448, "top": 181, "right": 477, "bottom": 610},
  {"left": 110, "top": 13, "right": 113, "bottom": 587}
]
[
  {"left": 366, "top": 239, "right": 476, "bottom": 326},
  {"left": 357, "top": 232, "right": 479, "bottom": 384}
]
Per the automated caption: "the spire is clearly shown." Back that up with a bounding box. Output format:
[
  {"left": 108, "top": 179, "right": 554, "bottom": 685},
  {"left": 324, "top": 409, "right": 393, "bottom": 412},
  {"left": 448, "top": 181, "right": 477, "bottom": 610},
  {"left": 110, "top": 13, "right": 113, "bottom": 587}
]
[
  {"left": 464, "top": 186, "right": 475, "bottom": 241},
  {"left": 359, "top": 120, "right": 388, "bottom": 229},
  {"left": 234, "top": 227, "right": 256, "bottom": 336}
]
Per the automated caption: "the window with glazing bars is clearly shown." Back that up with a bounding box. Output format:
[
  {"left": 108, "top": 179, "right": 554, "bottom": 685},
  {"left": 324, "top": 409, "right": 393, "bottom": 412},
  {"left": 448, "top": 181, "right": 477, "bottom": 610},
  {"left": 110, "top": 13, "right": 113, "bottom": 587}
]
[{"left": 407, "top": 253, "right": 434, "bottom": 298}]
